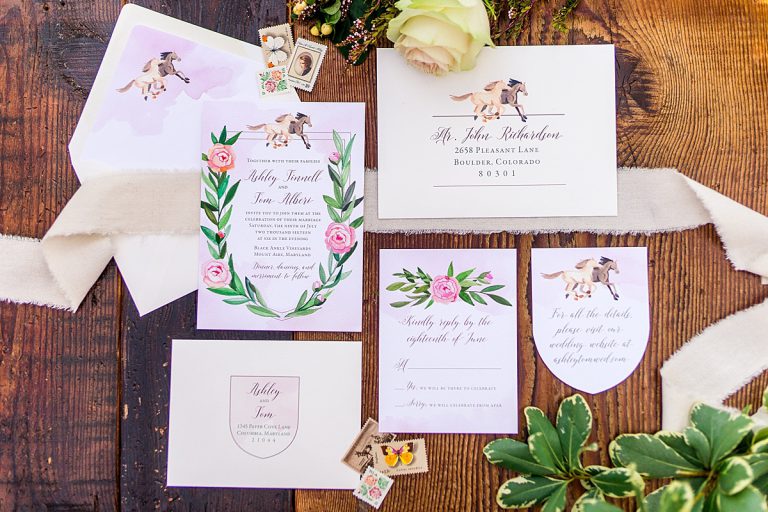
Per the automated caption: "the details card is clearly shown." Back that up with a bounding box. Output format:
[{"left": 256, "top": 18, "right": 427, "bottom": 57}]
[
  {"left": 167, "top": 339, "right": 362, "bottom": 489},
  {"left": 531, "top": 247, "right": 650, "bottom": 393},
  {"left": 378, "top": 249, "right": 518, "bottom": 434},
  {"left": 377, "top": 45, "right": 617, "bottom": 218},
  {"left": 197, "top": 101, "right": 365, "bottom": 331}
]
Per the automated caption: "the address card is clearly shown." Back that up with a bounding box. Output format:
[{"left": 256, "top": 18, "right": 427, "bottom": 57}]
[
  {"left": 378, "top": 249, "right": 518, "bottom": 434},
  {"left": 377, "top": 45, "right": 617, "bottom": 218}
]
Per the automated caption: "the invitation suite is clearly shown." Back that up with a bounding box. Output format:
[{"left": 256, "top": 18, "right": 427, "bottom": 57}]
[
  {"left": 167, "top": 339, "right": 362, "bottom": 489},
  {"left": 197, "top": 102, "right": 365, "bottom": 331},
  {"left": 68, "top": 5, "right": 299, "bottom": 314},
  {"left": 376, "top": 45, "right": 617, "bottom": 219},
  {"left": 378, "top": 249, "right": 518, "bottom": 434},
  {"left": 531, "top": 247, "right": 650, "bottom": 393}
]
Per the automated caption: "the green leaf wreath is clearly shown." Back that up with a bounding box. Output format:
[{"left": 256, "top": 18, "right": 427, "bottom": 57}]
[
  {"left": 484, "top": 388, "right": 768, "bottom": 511},
  {"left": 200, "top": 126, "right": 363, "bottom": 319},
  {"left": 387, "top": 262, "right": 513, "bottom": 309}
]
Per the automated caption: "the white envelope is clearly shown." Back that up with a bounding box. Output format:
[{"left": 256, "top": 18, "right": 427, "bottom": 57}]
[
  {"left": 69, "top": 5, "right": 299, "bottom": 315},
  {"left": 167, "top": 339, "right": 362, "bottom": 489}
]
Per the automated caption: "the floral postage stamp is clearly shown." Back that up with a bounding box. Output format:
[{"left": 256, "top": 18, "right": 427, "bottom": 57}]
[
  {"left": 258, "top": 23, "right": 294, "bottom": 68},
  {"left": 353, "top": 466, "right": 394, "bottom": 509},
  {"left": 341, "top": 418, "right": 397, "bottom": 473},
  {"left": 286, "top": 38, "right": 327, "bottom": 92},
  {"left": 258, "top": 66, "right": 291, "bottom": 97},
  {"left": 371, "top": 438, "right": 429, "bottom": 476}
]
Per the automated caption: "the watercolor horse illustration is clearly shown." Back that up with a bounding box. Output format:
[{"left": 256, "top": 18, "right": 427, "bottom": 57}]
[
  {"left": 583, "top": 257, "right": 620, "bottom": 300},
  {"left": 543, "top": 257, "right": 621, "bottom": 301},
  {"left": 451, "top": 79, "right": 528, "bottom": 122},
  {"left": 541, "top": 258, "right": 601, "bottom": 300},
  {"left": 116, "top": 51, "right": 189, "bottom": 101},
  {"left": 248, "top": 113, "right": 313, "bottom": 149}
]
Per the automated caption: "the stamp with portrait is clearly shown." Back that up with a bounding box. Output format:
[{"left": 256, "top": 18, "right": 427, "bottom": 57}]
[
  {"left": 285, "top": 38, "right": 327, "bottom": 92},
  {"left": 341, "top": 418, "right": 397, "bottom": 474}
]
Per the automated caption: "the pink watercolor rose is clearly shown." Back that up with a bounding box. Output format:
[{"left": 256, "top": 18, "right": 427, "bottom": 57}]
[
  {"left": 486, "top": 272, "right": 494, "bottom": 281},
  {"left": 329, "top": 150, "right": 341, "bottom": 164},
  {"left": 207, "top": 143, "right": 236, "bottom": 173},
  {"left": 202, "top": 260, "right": 230, "bottom": 288},
  {"left": 368, "top": 487, "right": 382, "bottom": 499},
  {"left": 430, "top": 275, "right": 460, "bottom": 303},
  {"left": 324, "top": 223, "right": 356, "bottom": 254},
  {"left": 265, "top": 79, "right": 277, "bottom": 93},
  {"left": 364, "top": 474, "right": 377, "bottom": 487}
]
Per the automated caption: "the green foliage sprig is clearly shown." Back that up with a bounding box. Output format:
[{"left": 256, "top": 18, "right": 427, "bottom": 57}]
[
  {"left": 484, "top": 388, "right": 768, "bottom": 511},
  {"left": 288, "top": 0, "right": 582, "bottom": 65}
]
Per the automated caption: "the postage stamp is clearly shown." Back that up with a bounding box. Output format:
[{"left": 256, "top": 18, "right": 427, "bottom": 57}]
[
  {"left": 258, "top": 66, "right": 291, "bottom": 97},
  {"left": 341, "top": 418, "right": 397, "bottom": 474},
  {"left": 371, "top": 438, "right": 429, "bottom": 476},
  {"left": 285, "top": 38, "right": 327, "bottom": 92},
  {"left": 353, "top": 466, "right": 394, "bottom": 509},
  {"left": 258, "top": 23, "right": 294, "bottom": 68}
]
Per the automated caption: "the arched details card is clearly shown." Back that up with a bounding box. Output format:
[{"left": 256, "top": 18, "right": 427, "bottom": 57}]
[
  {"left": 531, "top": 247, "right": 650, "bottom": 393},
  {"left": 197, "top": 101, "right": 365, "bottom": 331},
  {"left": 378, "top": 249, "right": 518, "bottom": 434}
]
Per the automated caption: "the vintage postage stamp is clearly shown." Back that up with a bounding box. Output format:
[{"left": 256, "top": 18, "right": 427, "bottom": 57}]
[
  {"left": 371, "top": 438, "right": 429, "bottom": 476},
  {"left": 341, "top": 418, "right": 397, "bottom": 473},
  {"left": 258, "top": 66, "right": 291, "bottom": 97},
  {"left": 285, "top": 38, "right": 327, "bottom": 92},
  {"left": 353, "top": 466, "right": 394, "bottom": 509},
  {"left": 258, "top": 23, "right": 294, "bottom": 68}
]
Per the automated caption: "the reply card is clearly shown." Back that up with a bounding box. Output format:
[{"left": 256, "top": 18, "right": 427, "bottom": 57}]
[
  {"left": 531, "top": 247, "right": 650, "bottom": 393},
  {"left": 379, "top": 249, "right": 518, "bottom": 434},
  {"left": 167, "top": 339, "right": 362, "bottom": 489},
  {"left": 197, "top": 101, "right": 365, "bottom": 331},
  {"left": 377, "top": 45, "right": 617, "bottom": 218}
]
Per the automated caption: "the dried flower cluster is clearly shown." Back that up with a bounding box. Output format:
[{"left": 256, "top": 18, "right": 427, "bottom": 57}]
[{"left": 289, "top": 0, "right": 581, "bottom": 65}]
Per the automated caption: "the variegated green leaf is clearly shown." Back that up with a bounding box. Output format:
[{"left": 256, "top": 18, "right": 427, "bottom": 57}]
[
  {"left": 589, "top": 467, "right": 645, "bottom": 498},
  {"left": 540, "top": 481, "right": 567, "bottom": 512},
  {"left": 496, "top": 476, "right": 567, "bottom": 509},
  {"left": 482, "top": 438, "right": 554, "bottom": 476},
  {"left": 578, "top": 499, "right": 624, "bottom": 512},
  {"left": 714, "top": 485, "right": 768, "bottom": 511},
  {"left": 610, "top": 433, "right": 702, "bottom": 477},
  {"left": 657, "top": 431, "right": 706, "bottom": 469},
  {"left": 525, "top": 407, "right": 565, "bottom": 473},
  {"left": 683, "top": 427, "right": 712, "bottom": 467},
  {"left": 689, "top": 402, "right": 754, "bottom": 466},
  {"left": 556, "top": 394, "right": 592, "bottom": 471},
  {"left": 746, "top": 453, "right": 768, "bottom": 481},
  {"left": 573, "top": 489, "right": 605, "bottom": 512},
  {"left": 718, "top": 456, "right": 754, "bottom": 496},
  {"left": 658, "top": 481, "right": 695, "bottom": 512}
]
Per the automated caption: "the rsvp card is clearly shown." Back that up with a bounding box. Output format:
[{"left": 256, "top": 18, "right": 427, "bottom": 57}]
[
  {"left": 531, "top": 247, "right": 650, "bottom": 393},
  {"left": 379, "top": 249, "right": 518, "bottom": 434},
  {"left": 377, "top": 45, "right": 617, "bottom": 218},
  {"left": 167, "top": 339, "right": 362, "bottom": 489},
  {"left": 197, "top": 101, "right": 365, "bottom": 331}
]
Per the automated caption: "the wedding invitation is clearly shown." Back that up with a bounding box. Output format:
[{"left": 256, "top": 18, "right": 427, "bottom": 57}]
[
  {"left": 377, "top": 45, "right": 617, "bottom": 219},
  {"left": 197, "top": 102, "right": 365, "bottom": 331},
  {"left": 167, "top": 339, "right": 362, "bottom": 489},
  {"left": 68, "top": 4, "right": 299, "bottom": 314},
  {"left": 379, "top": 249, "right": 518, "bottom": 434},
  {"left": 531, "top": 247, "right": 650, "bottom": 393}
]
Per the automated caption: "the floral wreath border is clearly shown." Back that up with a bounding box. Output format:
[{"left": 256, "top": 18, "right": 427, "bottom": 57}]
[{"left": 200, "top": 125, "right": 363, "bottom": 319}]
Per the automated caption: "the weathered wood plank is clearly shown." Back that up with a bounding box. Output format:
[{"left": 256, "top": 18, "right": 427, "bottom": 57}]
[
  {"left": 117, "top": 1, "right": 293, "bottom": 511},
  {"left": 0, "top": 0, "right": 120, "bottom": 510}
]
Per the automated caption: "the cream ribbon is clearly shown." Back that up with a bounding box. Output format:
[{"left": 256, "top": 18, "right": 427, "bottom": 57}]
[{"left": 0, "top": 168, "right": 765, "bottom": 429}]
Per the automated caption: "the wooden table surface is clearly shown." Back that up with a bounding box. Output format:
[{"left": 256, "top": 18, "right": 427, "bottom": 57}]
[{"left": 1, "top": 0, "right": 767, "bottom": 510}]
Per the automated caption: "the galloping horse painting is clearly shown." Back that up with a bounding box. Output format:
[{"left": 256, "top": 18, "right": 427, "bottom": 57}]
[
  {"left": 116, "top": 51, "right": 190, "bottom": 101},
  {"left": 248, "top": 113, "right": 313, "bottom": 149},
  {"left": 450, "top": 78, "right": 528, "bottom": 122},
  {"left": 542, "top": 257, "right": 621, "bottom": 301}
]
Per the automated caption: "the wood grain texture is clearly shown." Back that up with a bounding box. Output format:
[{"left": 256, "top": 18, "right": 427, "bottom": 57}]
[
  {"left": 0, "top": 0, "right": 766, "bottom": 510},
  {"left": 116, "top": 1, "right": 293, "bottom": 511},
  {"left": 0, "top": 0, "right": 120, "bottom": 510}
]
